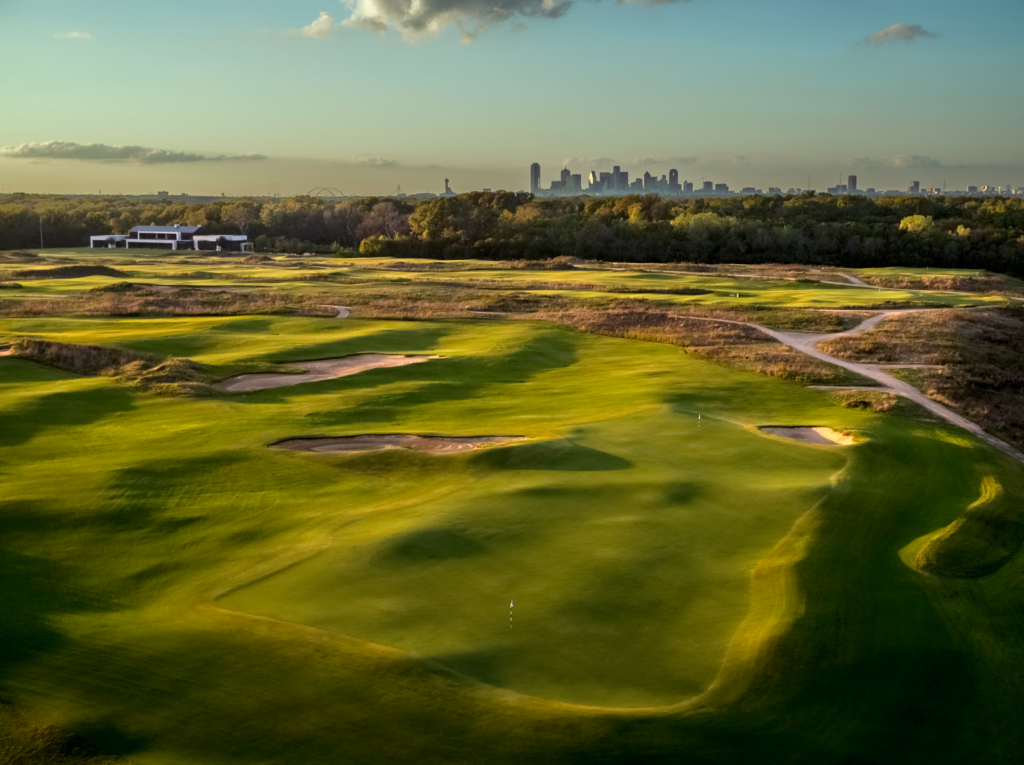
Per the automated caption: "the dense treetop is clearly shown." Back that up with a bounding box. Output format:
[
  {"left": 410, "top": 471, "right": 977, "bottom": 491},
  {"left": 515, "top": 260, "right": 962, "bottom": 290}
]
[{"left": 2, "top": 191, "right": 1022, "bottom": 275}]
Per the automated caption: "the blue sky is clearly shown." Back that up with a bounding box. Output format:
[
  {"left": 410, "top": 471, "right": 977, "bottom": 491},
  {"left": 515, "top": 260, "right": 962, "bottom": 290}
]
[{"left": 1, "top": 0, "right": 1021, "bottom": 195}]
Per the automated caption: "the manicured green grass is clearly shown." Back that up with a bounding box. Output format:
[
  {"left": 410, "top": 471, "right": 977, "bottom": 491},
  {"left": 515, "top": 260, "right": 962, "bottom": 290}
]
[{"left": 2, "top": 279, "right": 1024, "bottom": 762}]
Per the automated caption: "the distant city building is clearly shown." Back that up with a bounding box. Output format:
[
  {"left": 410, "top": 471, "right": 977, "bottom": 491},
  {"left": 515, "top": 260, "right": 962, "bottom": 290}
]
[
  {"left": 741, "top": 187, "right": 756, "bottom": 194},
  {"left": 714, "top": 183, "right": 728, "bottom": 193},
  {"left": 530, "top": 163, "right": 541, "bottom": 194},
  {"left": 968, "top": 186, "right": 978, "bottom": 193},
  {"left": 909, "top": 180, "right": 921, "bottom": 194},
  {"left": 703, "top": 181, "right": 713, "bottom": 192},
  {"left": 683, "top": 181, "right": 694, "bottom": 193},
  {"left": 569, "top": 173, "right": 582, "bottom": 193},
  {"left": 768, "top": 187, "right": 782, "bottom": 194},
  {"left": 848, "top": 175, "right": 857, "bottom": 191},
  {"left": 443, "top": 178, "right": 455, "bottom": 196}
]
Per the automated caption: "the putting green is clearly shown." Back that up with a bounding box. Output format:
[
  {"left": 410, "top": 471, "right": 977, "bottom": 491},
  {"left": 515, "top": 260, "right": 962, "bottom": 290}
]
[{"left": 221, "top": 409, "right": 843, "bottom": 707}]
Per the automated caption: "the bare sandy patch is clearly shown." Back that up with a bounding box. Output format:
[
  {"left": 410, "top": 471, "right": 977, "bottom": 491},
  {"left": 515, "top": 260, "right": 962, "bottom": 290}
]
[
  {"left": 759, "top": 426, "right": 858, "bottom": 446},
  {"left": 215, "top": 354, "right": 438, "bottom": 393},
  {"left": 272, "top": 434, "right": 525, "bottom": 454}
]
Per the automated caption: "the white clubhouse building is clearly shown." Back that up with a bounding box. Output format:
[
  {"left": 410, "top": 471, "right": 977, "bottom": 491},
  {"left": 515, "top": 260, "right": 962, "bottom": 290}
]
[{"left": 90, "top": 225, "right": 250, "bottom": 252}]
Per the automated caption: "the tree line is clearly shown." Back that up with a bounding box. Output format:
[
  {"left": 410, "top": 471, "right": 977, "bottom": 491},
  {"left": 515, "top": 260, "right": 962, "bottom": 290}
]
[{"left": 2, "top": 191, "right": 1023, "bottom": 275}]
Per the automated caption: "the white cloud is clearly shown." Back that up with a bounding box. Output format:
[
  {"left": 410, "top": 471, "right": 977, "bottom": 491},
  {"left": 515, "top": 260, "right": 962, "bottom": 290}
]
[
  {"left": 864, "top": 23, "right": 937, "bottom": 47},
  {"left": 55, "top": 32, "right": 93, "bottom": 39},
  {"left": 848, "top": 154, "right": 942, "bottom": 169},
  {"left": 351, "top": 154, "right": 398, "bottom": 167},
  {"left": 0, "top": 141, "right": 266, "bottom": 165},
  {"left": 300, "top": 11, "right": 336, "bottom": 38}
]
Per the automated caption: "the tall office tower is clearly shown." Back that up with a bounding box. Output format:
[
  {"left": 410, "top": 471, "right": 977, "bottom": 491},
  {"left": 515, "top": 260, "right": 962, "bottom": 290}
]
[
  {"left": 530, "top": 163, "right": 541, "bottom": 194},
  {"left": 703, "top": 181, "right": 713, "bottom": 192},
  {"left": 612, "top": 166, "right": 621, "bottom": 191},
  {"left": 560, "top": 167, "right": 571, "bottom": 187},
  {"left": 669, "top": 169, "right": 679, "bottom": 186},
  {"left": 570, "top": 174, "right": 582, "bottom": 193},
  {"left": 683, "top": 180, "right": 694, "bottom": 193},
  {"left": 848, "top": 175, "right": 857, "bottom": 191},
  {"left": 909, "top": 180, "right": 921, "bottom": 193},
  {"left": 588, "top": 171, "right": 599, "bottom": 189},
  {"left": 714, "top": 183, "right": 728, "bottom": 193},
  {"left": 643, "top": 171, "right": 654, "bottom": 190},
  {"left": 599, "top": 172, "right": 613, "bottom": 192},
  {"left": 618, "top": 169, "right": 629, "bottom": 190}
]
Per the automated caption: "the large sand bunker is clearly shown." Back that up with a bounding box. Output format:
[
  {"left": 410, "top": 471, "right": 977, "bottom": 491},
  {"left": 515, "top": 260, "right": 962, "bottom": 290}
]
[
  {"left": 216, "top": 354, "right": 437, "bottom": 393},
  {"left": 759, "top": 426, "right": 858, "bottom": 446},
  {"left": 272, "top": 434, "right": 525, "bottom": 454}
]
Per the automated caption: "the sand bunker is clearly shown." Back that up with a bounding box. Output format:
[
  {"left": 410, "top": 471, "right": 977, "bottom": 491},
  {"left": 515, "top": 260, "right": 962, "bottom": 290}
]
[
  {"left": 215, "top": 354, "right": 437, "bottom": 393},
  {"left": 759, "top": 426, "right": 858, "bottom": 446},
  {"left": 272, "top": 434, "right": 525, "bottom": 455}
]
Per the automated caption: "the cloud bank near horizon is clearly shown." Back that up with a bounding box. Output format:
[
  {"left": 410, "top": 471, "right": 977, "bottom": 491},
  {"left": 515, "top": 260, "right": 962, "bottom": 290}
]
[
  {"left": 864, "top": 23, "right": 937, "bottom": 47},
  {"left": 0, "top": 141, "right": 267, "bottom": 165},
  {"left": 847, "top": 153, "right": 943, "bottom": 169}
]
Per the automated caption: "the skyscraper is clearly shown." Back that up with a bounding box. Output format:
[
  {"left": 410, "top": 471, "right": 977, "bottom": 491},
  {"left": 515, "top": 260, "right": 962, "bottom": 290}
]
[
  {"left": 530, "top": 163, "right": 540, "bottom": 195},
  {"left": 909, "top": 180, "right": 921, "bottom": 194},
  {"left": 669, "top": 169, "right": 678, "bottom": 186},
  {"left": 703, "top": 181, "right": 713, "bottom": 192},
  {"left": 848, "top": 175, "right": 857, "bottom": 191},
  {"left": 560, "top": 167, "right": 571, "bottom": 187},
  {"left": 683, "top": 181, "right": 694, "bottom": 193}
]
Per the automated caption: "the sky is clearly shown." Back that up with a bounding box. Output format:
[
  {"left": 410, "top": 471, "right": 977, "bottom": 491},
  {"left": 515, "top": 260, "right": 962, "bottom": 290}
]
[{"left": 0, "top": 0, "right": 1021, "bottom": 196}]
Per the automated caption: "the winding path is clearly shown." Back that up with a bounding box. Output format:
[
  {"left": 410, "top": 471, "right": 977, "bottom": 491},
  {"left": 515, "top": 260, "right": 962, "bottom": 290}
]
[{"left": 745, "top": 311, "right": 1024, "bottom": 463}]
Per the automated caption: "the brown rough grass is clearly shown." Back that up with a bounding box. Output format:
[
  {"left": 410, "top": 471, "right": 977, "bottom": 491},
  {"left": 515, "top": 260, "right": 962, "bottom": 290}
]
[
  {"left": 819, "top": 307, "right": 1024, "bottom": 446},
  {"left": 0, "top": 291, "right": 337, "bottom": 318}
]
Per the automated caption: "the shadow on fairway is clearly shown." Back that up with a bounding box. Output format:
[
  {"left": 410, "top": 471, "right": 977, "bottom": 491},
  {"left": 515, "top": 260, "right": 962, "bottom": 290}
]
[
  {"left": 374, "top": 527, "right": 488, "bottom": 565},
  {"left": 0, "top": 543, "right": 113, "bottom": 677},
  {"left": 262, "top": 326, "right": 456, "bottom": 364},
  {"left": 308, "top": 330, "right": 580, "bottom": 424},
  {"left": 469, "top": 439, "right": 632, "bottom": 472},
  {"left": 0, "top": 386, "right": 136, "bottom": 448}
]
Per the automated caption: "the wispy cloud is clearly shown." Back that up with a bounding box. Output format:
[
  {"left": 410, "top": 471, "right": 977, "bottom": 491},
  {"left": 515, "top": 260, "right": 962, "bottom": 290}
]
[
  {"left": 864, "top": 23, "right": 937, "bottom": 47},
  {"left": 297, "top": 11, "right": 336, "bottom": 38},
  {"left": 0, "top": 141, "right": 266, "bottom": 165},
  {"left": 562, "top": 157, "right": 618, "bottom": 168},
  {"left": 632, "top": 156, "right": 698, "bottom": 167},
  {"left": 55, "top": 32, "right": 93, "bottom": 39},
  {"left": 351, "top": 154, "right": 398, "bottom": 167},
  {"left": 847, "top": 154, "right": 942, "bottom": 169}
]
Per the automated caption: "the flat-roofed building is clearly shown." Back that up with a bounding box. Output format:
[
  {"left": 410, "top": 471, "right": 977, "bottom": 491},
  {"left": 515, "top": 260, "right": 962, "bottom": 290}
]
[{"left": 126, "top": 224, "right": 203, "bottom": 250}]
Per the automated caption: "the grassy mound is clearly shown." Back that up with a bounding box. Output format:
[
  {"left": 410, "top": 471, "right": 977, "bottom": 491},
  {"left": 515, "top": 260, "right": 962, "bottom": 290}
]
[
  {"left": 9, "top": 338, "right": 213, "bottom": 395},
  {"left": 15, "top": 265, "right": 127, "bottom": 279},
  {"left": 915, "top": 474, "right": 1024, "bottom": 577}
]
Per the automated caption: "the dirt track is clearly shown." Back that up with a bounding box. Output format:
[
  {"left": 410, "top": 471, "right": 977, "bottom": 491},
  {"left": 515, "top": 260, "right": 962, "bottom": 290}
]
[{"left": 748, "top": 312, "right": 1024, "bottom": 463}]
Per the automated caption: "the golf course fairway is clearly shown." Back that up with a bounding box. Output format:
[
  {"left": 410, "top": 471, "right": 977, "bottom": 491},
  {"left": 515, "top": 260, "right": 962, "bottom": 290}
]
[{"left": 2, "top": 313, "right": 1023, "bottom": 764}]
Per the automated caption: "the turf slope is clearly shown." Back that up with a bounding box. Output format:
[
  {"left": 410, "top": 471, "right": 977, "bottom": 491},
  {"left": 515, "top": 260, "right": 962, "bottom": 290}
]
[{"left": 1, "top": 314, "right": 1023, "bottom": 764}]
